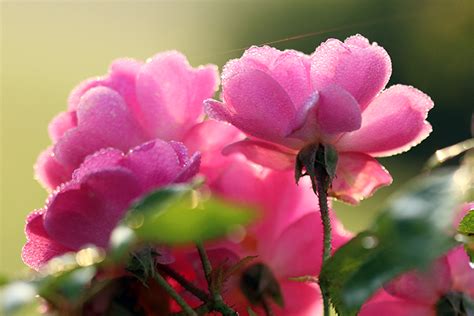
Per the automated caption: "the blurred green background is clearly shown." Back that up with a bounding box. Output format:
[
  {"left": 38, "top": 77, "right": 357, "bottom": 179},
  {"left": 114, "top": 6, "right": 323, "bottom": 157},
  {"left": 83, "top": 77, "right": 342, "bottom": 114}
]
[{"left": 1, "top": 0, "right": 472, "bottom": 276}]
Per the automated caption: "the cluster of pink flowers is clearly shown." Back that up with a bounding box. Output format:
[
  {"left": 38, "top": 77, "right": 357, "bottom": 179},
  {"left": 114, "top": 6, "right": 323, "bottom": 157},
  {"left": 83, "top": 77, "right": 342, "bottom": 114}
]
[{"left": 22, "top": 35, "right": 473, "bottom": 315}]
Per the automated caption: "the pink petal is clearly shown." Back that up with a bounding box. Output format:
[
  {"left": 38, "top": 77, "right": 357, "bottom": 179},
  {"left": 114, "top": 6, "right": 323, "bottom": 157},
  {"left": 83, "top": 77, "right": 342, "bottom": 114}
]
[
  {"left": 221, "top": 68, "right": 297, "bottom": 140},
  {"left": 384, "top": 257, "right": 451, "bottom": 305},
  {"left": 48, "top": 111, "right": 77, "bottom": 142},
  {"left": 261, "top": 212, "right": 323, "bottom": 278},
  {"left": 121, "top": 139, "right": 182, "bottom": 192},
  {"left": 316, "top": 84, "right": 362, "bottom": 135},
  {"left": 71, "top": 148, "right": 124, "bottom": 182},
  {"left": 54, "top": 87, "right": 146, "bottom": 169},
  {"left": 35, "top": 147, "right": 72, "bottom": 190},
  {"left": 310, "top": 34, "right": 391, "bottom": 110},
  {"left": 330, "top": 152, "right": 392, "bottom": 204},
  {"left": 274, "top": 281, "right": 322, "bottom": 316},
  {"left": 447, "top": 247, "right": 474, "bottom": 297},
  {"left": 209, "top": 158, "right": 267, "bottom": 208},
  {"left": 174, "top": 152, "right": 201, "bottom": 184},
  {"left": 183, "top": 120, "right": 245, "bottom": 183},
  {"left": 336, "top": 85, "right": 433, "bottom": 157},
  {"left": 44, "top": 168, "right": 141, "bottom": 249},
  {"left": 359, "top": 290, "right": 433, "bottom": 316},
  {"left": 204, "top": 99, "right": 234, "bottom": 123},
  {"left": 136, "top": 51, "right": 218, "bottom": 140},
  {"left": 22, "top": 210, "right": 72, "bottom": 270},
  {"left": 67, "top": 58, "right": 142, "bottom": 113},
  {"left": 260, "top": 210, "right": 351, "bottom": 280},
  {"left": 222, "top": 139, "right": 296, "bottom": 171},
  {"left": 226, "top": 47, "right": 312, "bottom": 113}
]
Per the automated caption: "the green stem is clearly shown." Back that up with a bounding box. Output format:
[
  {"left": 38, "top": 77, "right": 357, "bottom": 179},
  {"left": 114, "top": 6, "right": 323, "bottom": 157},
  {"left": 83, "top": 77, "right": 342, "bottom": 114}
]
[
  {"left": 196, "top": 242, "right": 213, "bottom": 287},
  {"left": 315, "top": 170, "right": 332, "bottom": 316},
  {"left": 153, "top": 272, "right": 197, "bottom": 316},
  {"left": 195, "top": 242, "right": 238, "bottom": 316},
  {"left": 158, "top": 264, "right": 211, "bottom": 302}
]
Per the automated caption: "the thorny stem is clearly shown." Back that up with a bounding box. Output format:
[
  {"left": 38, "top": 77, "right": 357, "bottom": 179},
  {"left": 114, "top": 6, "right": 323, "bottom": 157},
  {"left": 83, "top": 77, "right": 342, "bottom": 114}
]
[
  {"left": 196, "top": 242, "right": 213, "bottom": 287},
  {"left": 153, "top": 272, "right": 197, "bottom": 316},
  {"left": 314, "top": 164, "right": 332, "bottom": 316},
  {"left": 158, "top": 264, "right": 211, "bottom": 302},
  {"left": 196, "top": 242, "right": 238, "bottom": 316}
]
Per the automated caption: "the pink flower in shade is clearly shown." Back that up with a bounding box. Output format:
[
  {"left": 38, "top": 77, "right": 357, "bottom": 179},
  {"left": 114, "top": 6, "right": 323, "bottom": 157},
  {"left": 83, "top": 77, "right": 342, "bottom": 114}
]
[
  {"left": 22, "top": 139, "right": 200, "bottom": 270},
  {"left": 359, "top": 247, "right": 474, "bottom": 316},
  {"left": 359, "top": 202, "right": 474, "bottom": 316},
  {"left": 172, "top": 122, "right": 352, "bottom": 315},
  {"left": 205, "top": 34, "right": 434, "bottom": 204},
  {"left": 36, "top": 51, "right": 218, "bottom": 190}
]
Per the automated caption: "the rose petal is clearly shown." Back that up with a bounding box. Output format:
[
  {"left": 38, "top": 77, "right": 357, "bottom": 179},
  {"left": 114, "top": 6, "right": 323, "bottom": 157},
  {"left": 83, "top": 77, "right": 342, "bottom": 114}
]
[
  {"left": 330, "top": 152, "right": 392, "bottom": 204},
  {"left": 261, "top": 212, "right": 323, "bottom": 278},
  {"left": 274, "top": 281, "right": 322, "bottom": 316},
  {"left": 384, "top": 256, "right": 452, "bottom": 304},
  {"left": 336, "top": 85, "right": 433, "bottom": 157},
  {"left": 221, "top": 68, "right": 297, "bottom": 140},
  {"left": 67, "top": 58, "right": 142, "bottom": 114},
  {"left": 447, "top": 247, "right": 474, "bottom": 297},
  {"left": 54, "top": 87, "right": 146, "bottom": 169},
  {"left": 22, "top": 210, "right": 72, "bottom": 270},
  {"left": 136, "top": 51, "right": 218, "bottom": 140},
  {"left": 35, "top": 147, "right": 72, "bottom": 190},
  {"left": 222, "top": 139, "right": 296, "bottom": 171},
  {"left": 71, "top": 148, "right": 124, "bottom": 182},
  {"left": 359, "top": 290, "right": 432, "bottom": 316},
  {"left": 44, "top": 168, "right": 141, "bottom": 249},
  {"left": 48, "top": 111, "right": 77, "bottom": 142},
  {"left": 311, "top": 34, "right": 391, "bottom": 110},
  {"left": 121, "top": 139, "right": 183, "bottom": 191},
  {"left": 316, "top": 84, "right": 362, "bottom": 135}
]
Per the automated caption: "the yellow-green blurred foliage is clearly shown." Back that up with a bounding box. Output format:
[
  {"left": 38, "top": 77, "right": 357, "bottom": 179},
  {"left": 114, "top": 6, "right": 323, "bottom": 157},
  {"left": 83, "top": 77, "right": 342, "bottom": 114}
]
[{"left": 1, "top": 0, "right": 472, "bottom": 276}]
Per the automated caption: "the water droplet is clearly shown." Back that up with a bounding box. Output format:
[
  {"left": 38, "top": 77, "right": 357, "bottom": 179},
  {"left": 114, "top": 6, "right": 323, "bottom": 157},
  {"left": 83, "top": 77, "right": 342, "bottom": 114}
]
[
  {"left": 469, "top": 262, "right": 474, "bottom": 269},
  {"left": 361, "top": 235, "right": 378, "bottom": 249}
]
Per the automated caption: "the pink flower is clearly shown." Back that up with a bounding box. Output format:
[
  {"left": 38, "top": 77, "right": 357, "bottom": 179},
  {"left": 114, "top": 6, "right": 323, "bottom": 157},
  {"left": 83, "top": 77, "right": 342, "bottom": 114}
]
[
  {"left": 359, "top": 202, "right": 474, "bottom": 315},
  {"left": 173, "top": 125, "right": 352, "bottom": 315},
  {"left": 22, "top": 139, "right": 200, "bottom": 270},
  {"left": 359, "top": 247, "right": 474, "bottom": 316},
  {"left": 205, "top": 34, "right": 433, "bottom": 204},
  {"left": 36, "top": 52, "right": 218, "bottom": 190},
  {"left": 219, "top": 172, "right": 352, "bottom": 316}
]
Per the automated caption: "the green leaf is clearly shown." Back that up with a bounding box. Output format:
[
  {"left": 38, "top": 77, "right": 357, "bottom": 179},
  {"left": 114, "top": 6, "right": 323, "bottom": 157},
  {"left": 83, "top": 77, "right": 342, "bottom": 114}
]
[
  {"left": 130, "top": 185, "right": 190, "bottom": 216},
  {"left": 0, "top": 282, "right": 37, "bottom": 316},
  {"left": 458, "top": 210, "right": 474, "bottom": 235},
  {"left": 38, "top": 266, "right": 96, "bottom": 304},
  {"left": 321, "top": 169, "right": 462, "bottom": 315},
  {"left": 130, "top": 187, "right": 254, "bottom": 244},
  {"left": 323, "top": 144, "right": 338, "bottom": 181}
]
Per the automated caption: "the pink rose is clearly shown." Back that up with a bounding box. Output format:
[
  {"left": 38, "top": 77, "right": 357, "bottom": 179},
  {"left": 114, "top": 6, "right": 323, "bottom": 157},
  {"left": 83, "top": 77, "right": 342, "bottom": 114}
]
[
  {"left": 205, "top": 34, "right": 433, "bottom": 204},
  {"left": 36, "top": 52, "right": 218, "bottom": 190},
  {"left": 23, "top": 139, "right": 200, "bottom": 270},
  {"left": 359, "top": 203, "right": 474, "bottom": 315},
  {"left": 171, "top": 130, "right": 352, "bottom": 314},
  {"left": 359, "top": 247, "right": 474, "bottom": 316}
]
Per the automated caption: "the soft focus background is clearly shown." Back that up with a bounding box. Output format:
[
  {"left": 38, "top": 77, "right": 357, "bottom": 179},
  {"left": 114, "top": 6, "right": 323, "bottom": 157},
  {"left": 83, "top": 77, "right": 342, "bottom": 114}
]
[{"left": 1, "top": 0, "right": 472, "bottom": 276}]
